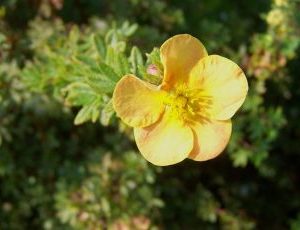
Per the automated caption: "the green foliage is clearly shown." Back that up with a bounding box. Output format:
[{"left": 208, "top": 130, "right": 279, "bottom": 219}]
[
  {"left": 55, "top": 151, "right": 161, "bottom": 229},
  {"left": 1, "top": 0, "right": 300, "bottom": 229},
  {"left": 23, "top": 20, "right": 139, "bottom": 126}
]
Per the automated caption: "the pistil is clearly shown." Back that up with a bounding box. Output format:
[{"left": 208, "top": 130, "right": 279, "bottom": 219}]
[{"left": 163, "top": 86, "right": 212, "bottom": 123}]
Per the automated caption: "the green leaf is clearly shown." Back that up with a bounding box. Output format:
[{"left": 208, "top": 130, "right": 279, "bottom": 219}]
[
  {"left": 129, "top": 46, "right": 144, "bottom": 76},
  {"left": 105, "top": 29, "right": 117, "bottom": 45},
  {"left": 232, "top": 149, "right": 251, "bottom": 167},
  {"left": 100, "top": 99, "right": 115, "bottom": 126},
  {"left": 106, "top": 47, "right": 130, "bottom": 76},
  {"left": 121, "top": 22, "right": 138, "bottom": 37},
  {"left": 76, "top": 55, "right": 98, "bottom": 69},
  {"left": 95, "top": 62, "right": 120, "bottom": 82},
  {"left": 93, "top": 34, "right": 106, "bottom": 58},
  {"left": 63, "top": 82, "right": 97, "bottom": 106},
  {"left": 74, "top": 98, "right": 101, "bottom": 125},
  {"left": 105, "top": 46, "right": 115, "bottom": 66},
  {"left": 113, "top": 41, "right": 126, "bottom": 52},
  {"left": 74, "top": 106, "right": 91, "bottom": 125},
  {"left": 86, "top": 72, "right": 116, "bottom": 94},
  {"left": 116, "top": 52, "right": 130, "bottom": 76},
  {"left": 0, "top": 33, "right": 6, "bottom": 44},
  {"left": 68, "top": 26, "right": 80, "bottom": 49}
]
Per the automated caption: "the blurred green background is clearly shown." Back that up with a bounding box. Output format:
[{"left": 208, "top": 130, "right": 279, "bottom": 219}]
[{"left": 1, "top": 0, "right": 300, "bottom": 229}]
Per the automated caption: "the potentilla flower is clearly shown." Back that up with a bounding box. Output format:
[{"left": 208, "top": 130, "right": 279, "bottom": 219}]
[
  {"left": 266, "top": 9, "right": 285, "bottom": 26},
  {"left": 113, "top": 34, "right": 248, "bottom": 166},
  {"left": 275, "top": 0, "right": 288, "bottom": 7}
]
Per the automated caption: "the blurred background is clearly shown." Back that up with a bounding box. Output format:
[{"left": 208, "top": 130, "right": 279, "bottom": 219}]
[{"left": 0, "top": 0, "right": 300, "bottom": 229}]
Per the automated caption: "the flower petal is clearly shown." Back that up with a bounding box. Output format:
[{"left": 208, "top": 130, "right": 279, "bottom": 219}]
[
  {"left": 189, "top": 55, "right": 248, "bottom": 120},
  {"left": 189, "top": 119, "right": 232, "bottom": 161},
  {"left": 160, "top": 34, "right": 208, "bottom": 89},
  {"left": 113, "top": 75, "right": 165, "bottom": 128},
  {"left": 134, "top": 112, "right": 194, "bottom": 166}
]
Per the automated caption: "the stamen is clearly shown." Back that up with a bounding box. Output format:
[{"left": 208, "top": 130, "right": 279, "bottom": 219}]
[{"left": 163, "top": 86, "right": 213, "bottom": 124}]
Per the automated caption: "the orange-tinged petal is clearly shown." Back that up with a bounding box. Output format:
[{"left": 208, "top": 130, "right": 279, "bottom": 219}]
[
  {"left": 134, "top": 111, "right": 194, "bottom": 166},
  {"left": 189, "top": 55, "right": 248, "bottom": 120},
  {"left": 189, "top": 119, "right": 232, "bottom": 161},
  {"left": 113, "top": 75, "right": 165, "bottom": 128},
  {"left": 160, "top": 34, "right": 208, "bottom": 89}
]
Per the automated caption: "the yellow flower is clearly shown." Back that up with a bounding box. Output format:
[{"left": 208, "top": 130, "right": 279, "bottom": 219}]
[
  {"left": 266, "top": 9, "right": 285, "bottom": 26},
  {"left": 113, "top": 34, "right": 248, "bottom": 166},
  {"left": 275, "top": 0, "right": 288, "bottom": 7}
]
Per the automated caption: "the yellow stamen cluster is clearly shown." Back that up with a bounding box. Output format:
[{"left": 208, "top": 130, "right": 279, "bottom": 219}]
[{"left": 163, "top": 85, "right": 212, "bottom": 124}]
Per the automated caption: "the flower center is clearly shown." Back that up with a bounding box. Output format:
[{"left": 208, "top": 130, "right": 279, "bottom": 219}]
[
  {"left": 163, "top": 85, "right": 212, "bottom": 124},
  {"left": 174, "top": 95, "right": 188, "bottom": 109}
]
